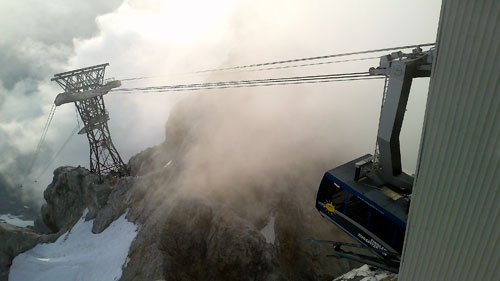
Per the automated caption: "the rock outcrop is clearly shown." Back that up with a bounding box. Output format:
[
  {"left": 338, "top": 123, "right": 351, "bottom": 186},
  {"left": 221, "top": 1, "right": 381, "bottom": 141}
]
[
  {"left": 0, "top": 224, "right": 57, "bottom": 281},
  {"left": 159, "top": 199, "right": 282, "bottom": 281},
  {"left": 41, "top": 166, "right": 113, "bottom": 233}
]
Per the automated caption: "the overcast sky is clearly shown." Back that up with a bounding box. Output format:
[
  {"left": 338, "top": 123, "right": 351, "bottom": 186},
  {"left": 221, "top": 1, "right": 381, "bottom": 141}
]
[{"left": 0, "top": 0, "right": 442, "bottom": 206}]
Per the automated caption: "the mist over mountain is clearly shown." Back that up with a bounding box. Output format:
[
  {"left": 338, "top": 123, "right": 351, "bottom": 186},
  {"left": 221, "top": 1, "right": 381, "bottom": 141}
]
[{"left": 2, "top": 93, "right": 368, "bottom": 280}]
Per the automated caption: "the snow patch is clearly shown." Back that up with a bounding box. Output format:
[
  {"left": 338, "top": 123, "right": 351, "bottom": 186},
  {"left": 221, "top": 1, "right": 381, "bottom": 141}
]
[
  {"left": 260, "top": 216, "right": 276, "bottom": 245},
  {"left": 9, "top": 209, "right": 138, "bottom": 281},
  {"left": 0, "top": 213, "right": 34, "bottom": 228}
]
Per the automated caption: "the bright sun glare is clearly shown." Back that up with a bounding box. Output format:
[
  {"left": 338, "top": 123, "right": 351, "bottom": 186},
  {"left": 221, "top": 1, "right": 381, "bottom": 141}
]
[{"left": 116, "top": 0, "right": 233, "bottom": 43}]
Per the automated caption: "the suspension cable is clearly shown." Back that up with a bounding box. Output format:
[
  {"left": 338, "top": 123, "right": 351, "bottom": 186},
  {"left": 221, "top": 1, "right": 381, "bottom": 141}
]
[
  {"left": 196, "top": 43, "right": 435, "bottom": 72},
  {"left": 156, "top": 76, "right": 384, "bottom": 93},
  {"left": 33, "top": 123, "right": 80, "bottom": 183},
  {"left": 240, "top": 55, "right": 380, "bottom": 73},
  {"left": 23, "top": 104, "right": 57, "bottom": 186},
  {"left": 114, "top": 72, "right": 373, "bottom": 92},
  {"left": 113, "top": 74, "right": 384, "bottom": 94},
  {"left": 121, "top": 55, "right": 380, "bottom": 81},
  {"left": 120, "top": 43, "right": 434, "bottom": 81}
]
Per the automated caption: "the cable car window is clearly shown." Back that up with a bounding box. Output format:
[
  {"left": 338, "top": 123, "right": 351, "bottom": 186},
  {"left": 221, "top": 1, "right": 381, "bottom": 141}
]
[
  {"left": 343, "top": 195, "right": 370, "bottom": 227},
  {"left": 317, "top": 177, "right": 346, "bottom": 211},
  {"left": 369, "top": 210, "right": 404, "bottom": 252}
]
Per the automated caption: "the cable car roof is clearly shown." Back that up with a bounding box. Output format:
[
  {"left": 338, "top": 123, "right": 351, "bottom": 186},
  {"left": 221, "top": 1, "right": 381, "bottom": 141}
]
[{"left": 324, "top": 154, "right": 409, "bottom": 227}]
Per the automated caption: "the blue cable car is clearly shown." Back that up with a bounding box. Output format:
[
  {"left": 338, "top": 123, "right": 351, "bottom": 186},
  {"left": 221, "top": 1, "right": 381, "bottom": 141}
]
[{"left": 316, "top": 154, "right": 409, "bottom": 258}]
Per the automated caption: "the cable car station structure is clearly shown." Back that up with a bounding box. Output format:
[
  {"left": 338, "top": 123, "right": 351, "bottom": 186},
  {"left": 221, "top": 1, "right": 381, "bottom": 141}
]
[{"left": 51, "top": 63, "right": 128, "bottom": 177}]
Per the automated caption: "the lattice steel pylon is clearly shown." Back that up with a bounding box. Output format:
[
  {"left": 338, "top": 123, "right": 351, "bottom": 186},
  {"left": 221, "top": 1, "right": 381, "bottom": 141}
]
[{"left": 51, "top": 63, "right": 128, "bottom": 177}]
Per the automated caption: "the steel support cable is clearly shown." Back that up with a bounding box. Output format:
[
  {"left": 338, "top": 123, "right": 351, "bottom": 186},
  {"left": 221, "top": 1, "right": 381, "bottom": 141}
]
[
  {"left": 24, "top": 104, "right": 56, "bottom": 179},
  {"left": 151, "top": 76, "right": 384, "bottom": 93},
  {"left": 195, "top": 43, "right": 435, "bottom": 72},
  {"left": 114, "top": 73, "right": 377, "bottom": 93},
  {"left": 120, "top": 56, "right": 380, "bottom": 82},
  {"left": 113, "top": 72, "right": 373, "bottom": 93},
  {"left": 37, "top": 104, "right": 56, "bottom": 152},
  {"left": 240, "top": 56, "right": 380, "bottom": 73},
  {"left": 112, "top": 76, "right": 384, "bottom": 94},
  {"left": 120, "top": 43, "right": 434, "bottom": 82},
  {"left": 122, "top": 74, "right": 375, "bottom": 92},
  {"left": 34, "top": 123, "right": 80, "bottom": 182},
  {"left": 119, "top": 72, "right": 372, "bottom": 91},
  {"left": 114, "top": 75, "right": 373, "bottom": 93}
]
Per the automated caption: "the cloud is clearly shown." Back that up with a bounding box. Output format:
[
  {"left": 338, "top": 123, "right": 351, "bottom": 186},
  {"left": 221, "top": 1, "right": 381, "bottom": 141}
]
[
  {"left": 0, "top": 0, "right": 123, "bottom": 209},
  {"left": 0, "top": 0, "right": 123, "bottom": 90}
]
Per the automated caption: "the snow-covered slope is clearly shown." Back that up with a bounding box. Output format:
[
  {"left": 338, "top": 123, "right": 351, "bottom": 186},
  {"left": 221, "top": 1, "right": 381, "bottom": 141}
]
[
  {"left": 9, "top": 210, "right": 137, "bottom": 281},
  {"left": 260, "top": 215, "right": 276, "bottom": 245}
]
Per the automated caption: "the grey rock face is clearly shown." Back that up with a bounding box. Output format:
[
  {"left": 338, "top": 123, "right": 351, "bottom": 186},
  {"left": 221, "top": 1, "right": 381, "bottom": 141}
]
[
  {"left": 92, "top": 176, "right": 137, "bottom": 234},
  {"left": 41, "top": 166, "right": 112, "bottom": 233},
  {"left": 128, "top": 145, "right": 161, "bottom": 176},
  {"left": 95, "top": 176, "right": 168, "bottom": 281},
  {"left": 159, "top": 199, "right": 282, "bottom": 281},
  {"left": 0, "top": 223, "right": 57, "bottom": 281},
  {"left": 94, "top": 174, "right": 356, "bottom": 281}
]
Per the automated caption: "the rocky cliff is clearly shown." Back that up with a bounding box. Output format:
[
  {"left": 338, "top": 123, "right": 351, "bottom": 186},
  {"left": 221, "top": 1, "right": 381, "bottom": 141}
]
[{"left": 0, "top": 224, "right": 57, "bottom": 281}]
